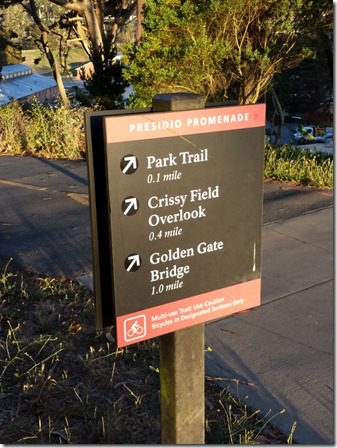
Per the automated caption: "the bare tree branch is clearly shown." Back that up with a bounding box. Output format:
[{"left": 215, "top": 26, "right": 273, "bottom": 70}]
[{"left": 47, "top": 0, "right": 83, "bottom": 13}]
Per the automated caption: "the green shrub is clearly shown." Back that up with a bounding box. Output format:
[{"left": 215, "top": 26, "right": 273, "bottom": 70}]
[
  {"left": 0, "top": 102, "right": 28, "bottom": 154},
  {"left": 25, "top": 103, "right": 85, "bottom": 159},
  {"left": 264, "top": 144, "right": 333, "bottom": 188},
  {"left": 0, "top": 102, "right": 85, "bottom": 159}
]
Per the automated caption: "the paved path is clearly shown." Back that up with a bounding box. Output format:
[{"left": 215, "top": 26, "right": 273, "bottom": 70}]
[
  {"left": 206, "top": 207, "right": 333, "bottom": 444},
  {"left": 0, "top": 156, "right": 91, "bottom": 279},
  {"left": 0, "top": 155, "right": 334, "bottom": 443}
]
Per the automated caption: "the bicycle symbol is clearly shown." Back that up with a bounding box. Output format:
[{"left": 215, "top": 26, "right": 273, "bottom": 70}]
[
  {"left": 124, "top": 315, "right": 146, "bottom": 341},
  {"left": 127, "top": 320, "right": 143, "bottom": 337}
]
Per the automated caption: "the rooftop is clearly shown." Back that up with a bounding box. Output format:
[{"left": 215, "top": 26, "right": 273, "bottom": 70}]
[
  {"left": 0, "top": 64, "right": 57, "bottom": 105},
  {"left": 1, "top": 64, "right": 33, "bottom": 80}
]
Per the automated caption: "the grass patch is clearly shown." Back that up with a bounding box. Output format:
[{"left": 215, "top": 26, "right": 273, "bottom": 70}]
[
  {"left": 0, "top": 260, "right": 291, "bottom": 444},
  {"left": 22, "top": 49, "right": 51, "bottom": 73},
  {"left": 0, "top": 102, "right": 86, "bottom": 159},
  {"left": 22, "top": 47, "right": 89, "bottom": 74},
  {"left": 264, "top": 144, "right": 333, "bottom": 188}
]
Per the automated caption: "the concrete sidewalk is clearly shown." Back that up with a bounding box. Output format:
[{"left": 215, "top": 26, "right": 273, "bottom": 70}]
[
  {"left": 0, "top": 156, "right": 92, "bottom": 279},
  {"left": 0, "top": 155, "right": 334, "bottom": 443},
  {"left": 206, "top": 207, "right": 334, "bottom": 444}
]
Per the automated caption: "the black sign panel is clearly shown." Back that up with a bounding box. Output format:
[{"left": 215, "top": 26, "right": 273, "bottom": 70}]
[{"left": 87, "top": 104, "right": 265, "bottom": 346}]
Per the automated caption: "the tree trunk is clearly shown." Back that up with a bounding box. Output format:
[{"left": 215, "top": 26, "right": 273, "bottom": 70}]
[
  {"left": 27, "top": 0, "right": 70, "bottom": 107},
  {"left": 54, "top": 64, "right": 71, "bottom": 108},
  {"left": 270, "top": 85, "right": 284, "bottom": 146},
  {"left": 96, "top": 0, "right": 105, "bottom": 38},
  {"left": 136, "top": 0, "right": 145, "bottom": 42},
  {"left": 40, "top": 31, "right": 70, "bottom": 107},
  {"left": 83, "top": 0, "right": 104, "bottom": 57}
]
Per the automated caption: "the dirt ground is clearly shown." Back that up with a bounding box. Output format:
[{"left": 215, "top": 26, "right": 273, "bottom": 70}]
[{"left": 0, "top": 260, "right": 290, "bottom": 444}]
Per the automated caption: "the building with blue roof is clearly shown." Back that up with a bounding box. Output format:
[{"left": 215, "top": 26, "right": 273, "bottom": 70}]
[{"left": 0, "top": 64, "right": 58, "bottom": 106}]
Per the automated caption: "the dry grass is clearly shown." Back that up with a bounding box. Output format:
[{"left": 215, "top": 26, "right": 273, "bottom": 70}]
[
  {"left": 0, "top": 102, "right": 86, "bottom": 160},
  {"left": 264, "top": 144, "right": 333, "bottom": 188},
  {"left": 0, "top": 260, "right": 291, "bottom": 444}
]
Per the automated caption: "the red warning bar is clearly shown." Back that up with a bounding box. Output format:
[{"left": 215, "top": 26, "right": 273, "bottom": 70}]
[{"left": 116, "top": 278, "right": 261, "bottom": 347}]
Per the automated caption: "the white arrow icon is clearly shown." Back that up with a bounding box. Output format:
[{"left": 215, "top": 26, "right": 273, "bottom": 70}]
[
  {"left": 126, "top": 254, "right": 141, "bottom": 272},
  {"left": 123, "top": 197, "right": 139, "bottom": 215},
  {"left": 122, "top": 156, "right": 138, "bottom": 174}
]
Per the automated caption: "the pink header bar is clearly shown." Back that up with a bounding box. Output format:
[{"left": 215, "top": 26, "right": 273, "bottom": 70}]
[{"left": 105, "top": 104, "right": 265, "bottom": 143}]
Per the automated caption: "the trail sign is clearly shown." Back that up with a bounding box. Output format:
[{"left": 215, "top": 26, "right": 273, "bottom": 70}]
[{"left": 86, "top": 103, "right": 265, "bottom": 347}]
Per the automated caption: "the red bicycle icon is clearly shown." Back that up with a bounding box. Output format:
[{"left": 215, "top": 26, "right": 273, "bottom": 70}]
[{"left": 124, "top": 315, "right": 146, "bottom": 341}]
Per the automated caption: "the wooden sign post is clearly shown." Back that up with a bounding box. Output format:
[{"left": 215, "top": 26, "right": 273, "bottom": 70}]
[{"left": 153, "top": 94, "right": 205, "bottom": 444}]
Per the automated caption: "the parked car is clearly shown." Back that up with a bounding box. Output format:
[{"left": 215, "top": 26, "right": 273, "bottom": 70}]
[
  {"left": 293, "top": 126, "right": 333, "bottom": 145},
  {"left": 293, "top": 126, "right": 315, "bottom": 144},
  {"left": 323, "top": 133, "right": 333, "bottom": 144}
]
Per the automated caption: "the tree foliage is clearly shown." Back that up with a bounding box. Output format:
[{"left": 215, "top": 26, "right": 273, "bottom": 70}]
[
  {"left": 1, "top": 0, "right": 76, "bottom": 106},
  {"left": 0, "top": 0, "right": 137, "bottom": 108},
  {"left": 123, "top": 0, "right": 333, "bottom": 107},
  {"left": 271, "top": 29, "right": 333, "bottom": 123},
  {"left": 43, "top": 0, "right": 136, "bottom": 107}
]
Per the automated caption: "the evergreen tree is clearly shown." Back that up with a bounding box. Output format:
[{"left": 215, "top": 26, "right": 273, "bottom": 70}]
[
  {"left": 84, "top": 49, "right": 129, "bottom": 109},
  {"left": 123, "top": 0, "right": 332, "bottom": 107}
]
